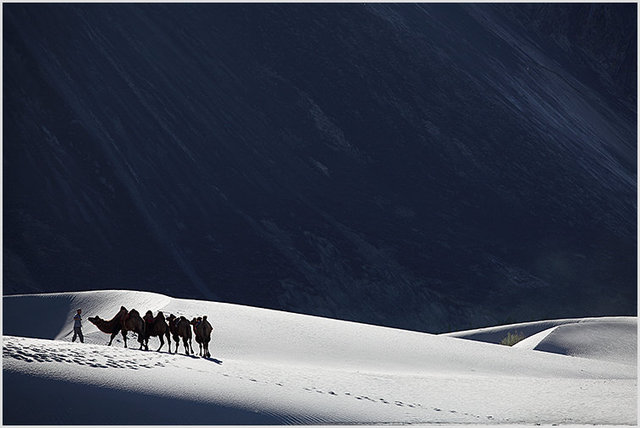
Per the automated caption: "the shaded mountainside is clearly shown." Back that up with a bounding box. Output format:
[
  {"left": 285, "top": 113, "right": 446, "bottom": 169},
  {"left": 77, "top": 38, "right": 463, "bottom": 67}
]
[{"left": 3, "top": 4, "right": 636, "bottom": 332}]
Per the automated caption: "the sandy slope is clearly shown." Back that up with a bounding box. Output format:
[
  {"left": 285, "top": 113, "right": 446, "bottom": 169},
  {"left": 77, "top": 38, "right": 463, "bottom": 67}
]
[
  {"left": 3, "top": 290, "right": 637, "bottom": 425},
  {"left": 513, "top": 321, "right": 637, "bottom": 366}
]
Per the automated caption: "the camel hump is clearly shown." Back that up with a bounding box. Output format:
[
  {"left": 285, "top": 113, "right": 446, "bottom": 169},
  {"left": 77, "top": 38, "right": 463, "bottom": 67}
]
[{"left": 203, "top": 315, "right": 207, "bottom": 321}]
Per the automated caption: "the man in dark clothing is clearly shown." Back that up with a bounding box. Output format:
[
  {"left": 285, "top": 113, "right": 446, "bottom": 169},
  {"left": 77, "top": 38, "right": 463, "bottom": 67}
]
[
  {"left": 72, "top": 309, "right": 84, "bottom": 343},
  {"left": 144, "top": 310, "right": 154, "bottom": 325}
]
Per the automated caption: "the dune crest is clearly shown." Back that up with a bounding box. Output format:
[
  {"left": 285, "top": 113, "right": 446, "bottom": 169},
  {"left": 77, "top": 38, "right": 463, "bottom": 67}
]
[{"left": 3, "top": 290, "right": 637, "bottom": 425}]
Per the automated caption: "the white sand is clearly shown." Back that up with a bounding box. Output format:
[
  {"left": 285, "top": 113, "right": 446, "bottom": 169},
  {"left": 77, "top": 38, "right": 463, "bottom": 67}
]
[{"left": 3, "top": 290, "right": 637, "bottom": 425}]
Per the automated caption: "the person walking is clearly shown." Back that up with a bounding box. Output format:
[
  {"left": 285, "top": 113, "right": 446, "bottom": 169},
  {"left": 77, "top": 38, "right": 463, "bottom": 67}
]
[
  {"left": 72, "top": 308, "right": 84, "bottom": 343},
  {"left": 144, "top": 310, "right": 154, "bottom": 325}
]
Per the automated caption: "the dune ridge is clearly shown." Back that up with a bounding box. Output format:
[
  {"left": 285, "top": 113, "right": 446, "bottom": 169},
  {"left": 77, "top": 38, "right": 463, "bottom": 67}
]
[{"left": 3, "top": 290, "right": 637, "bottom": 425}]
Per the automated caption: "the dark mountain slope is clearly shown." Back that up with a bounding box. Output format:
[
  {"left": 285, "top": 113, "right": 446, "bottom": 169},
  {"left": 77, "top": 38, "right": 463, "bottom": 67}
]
[{"left": 3, "top": 4, "right": 636, "bottom": 332}]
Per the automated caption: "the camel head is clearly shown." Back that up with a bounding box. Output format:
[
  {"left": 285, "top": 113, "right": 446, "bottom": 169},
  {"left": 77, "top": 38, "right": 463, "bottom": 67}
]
[
  {"left": 88, "top": 316, "right": 102, "bottom": 326},
  {"left": 166, "top": 313, "right": 178, "bottom": 328}
]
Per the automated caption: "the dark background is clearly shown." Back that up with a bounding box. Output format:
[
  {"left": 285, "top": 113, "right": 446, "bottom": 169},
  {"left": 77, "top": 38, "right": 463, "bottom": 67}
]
[{"left": 4, "top": 3, "right": 636, "bottom": 332}]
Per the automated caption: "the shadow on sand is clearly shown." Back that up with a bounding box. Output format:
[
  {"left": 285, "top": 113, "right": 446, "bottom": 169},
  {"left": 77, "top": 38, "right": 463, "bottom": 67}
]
[{"left": 184, "top": 354, "right": 222, "bottom": 365}]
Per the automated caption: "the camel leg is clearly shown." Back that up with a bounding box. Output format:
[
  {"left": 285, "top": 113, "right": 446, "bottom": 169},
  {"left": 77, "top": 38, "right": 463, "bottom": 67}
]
[
  {"left": 188, "top": 339, "right": 194, "bottom": 355},
  {"left": 122, "top": 331, "right": 128, "bottom": 348},
  {"left": 167, "top": 332, "right": 172, "bottom": 354},
  {"left": 183, "top": 337, "right": 189, "bottom": 355},
  {"left": 173, "top": 335, "right": 179, "bottom": 354},
  {"left": 157, "top": 335, "right": 164, "bottom": 352},
  {"left": 108, "top": 331, "right": 118, "bottom": 346},
  {"left": 142, "top": 335, "right": 149, "bottom": 351}
]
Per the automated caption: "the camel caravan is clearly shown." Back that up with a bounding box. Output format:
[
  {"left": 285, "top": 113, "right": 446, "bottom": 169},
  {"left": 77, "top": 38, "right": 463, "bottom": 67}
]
[{"left": 88, "top": 306, "right": 214, "bottom": 357}]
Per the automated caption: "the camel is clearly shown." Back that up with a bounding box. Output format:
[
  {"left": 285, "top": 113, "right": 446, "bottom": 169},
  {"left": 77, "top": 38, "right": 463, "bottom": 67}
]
[
  {"left": 142, "top": 311, "right": 171, "bottom": 352},
  {"left": 88, "top": 306, "right": 128, "bottom": 346},
  {"left": 166, "top": 314, "right": 194, "bottom": 355},
  {"left": 190, "top": 316, "right": 213, "bottom": 358},
  {"left": 120, "top": 308, "right": 145, "bottom": 350},
  {"left": 166, "top": 314, "right": 179, "bottom": 340}
]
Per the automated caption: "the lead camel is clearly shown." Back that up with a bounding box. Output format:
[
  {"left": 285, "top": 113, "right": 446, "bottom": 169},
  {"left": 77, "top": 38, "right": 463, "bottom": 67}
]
[{"left": 88, "top": 306, "right": 128, "bottom": 346}]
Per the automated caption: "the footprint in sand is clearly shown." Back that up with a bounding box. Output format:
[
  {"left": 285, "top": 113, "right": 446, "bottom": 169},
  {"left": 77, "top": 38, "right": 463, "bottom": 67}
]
[{"left": 89, "top": 363, "right": 109, "bottom": 368}]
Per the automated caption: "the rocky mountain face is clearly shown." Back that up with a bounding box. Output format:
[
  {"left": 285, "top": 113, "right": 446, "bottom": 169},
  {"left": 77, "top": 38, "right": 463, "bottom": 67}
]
[{"left": 4, "top": 4, "right": 636, "bottom": 332}]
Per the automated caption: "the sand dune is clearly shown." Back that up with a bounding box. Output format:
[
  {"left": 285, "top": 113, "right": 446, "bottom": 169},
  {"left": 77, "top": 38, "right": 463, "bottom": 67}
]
[{"left": 3, "top": 290, "right": 637, "bottom": 425}]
